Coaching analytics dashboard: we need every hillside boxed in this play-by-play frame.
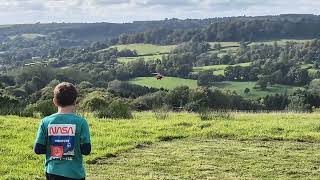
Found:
[1,15,320,117]
[3,112,320,179]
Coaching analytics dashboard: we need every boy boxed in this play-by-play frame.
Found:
[34,82,91,180]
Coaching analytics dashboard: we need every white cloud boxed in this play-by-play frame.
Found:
[0,0,319,24]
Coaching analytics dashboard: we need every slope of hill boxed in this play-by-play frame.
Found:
[3,112,320,179]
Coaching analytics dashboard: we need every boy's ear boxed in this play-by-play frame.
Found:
[53,98,58,107]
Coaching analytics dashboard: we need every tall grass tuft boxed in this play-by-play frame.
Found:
[198,109,232,121]
[153,106,170,120]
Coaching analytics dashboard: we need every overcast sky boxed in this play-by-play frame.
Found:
[0,0,319,24]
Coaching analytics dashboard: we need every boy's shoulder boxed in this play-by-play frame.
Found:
[42,113,87,124]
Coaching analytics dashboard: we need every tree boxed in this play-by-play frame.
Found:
[166,86,190,108]
[197,70,214,86]
[287,90,312,112]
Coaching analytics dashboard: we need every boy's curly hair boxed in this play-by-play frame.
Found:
[54,82,78,107]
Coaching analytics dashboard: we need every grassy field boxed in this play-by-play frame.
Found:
[118,54,163,63]
[128,77,299,98]
[9,33,46,40]
[89,138,320,179]
[3,112,320,179]
[193,62,252,75]
[129,77,198,89]
[214,81,300,98]
[104,44,176,56]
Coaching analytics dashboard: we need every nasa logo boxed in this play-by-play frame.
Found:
[48,124,76,136]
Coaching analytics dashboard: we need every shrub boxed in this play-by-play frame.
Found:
[95,99,132,119]
[25,100,57,118]
[80,91,113,111]
[0,95,21,115]
[185,101,201,112]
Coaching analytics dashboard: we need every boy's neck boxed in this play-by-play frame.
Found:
[57,105,75,114]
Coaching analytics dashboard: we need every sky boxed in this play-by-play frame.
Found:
[0,0,319,24]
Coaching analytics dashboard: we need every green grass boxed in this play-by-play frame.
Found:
[128,76,299,98]
[89,138,320,179]
[3,112,320,179]
[129,77,198,89]
[214,81,300,98]
[193,62,252,75]
[118,54,163,63]
[102,44,176,56]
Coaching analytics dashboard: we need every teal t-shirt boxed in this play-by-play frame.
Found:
[35,113,91,179]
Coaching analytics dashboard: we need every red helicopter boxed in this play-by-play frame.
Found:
[152,73,164,80]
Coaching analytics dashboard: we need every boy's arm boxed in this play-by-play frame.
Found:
[34,120,47,155]
[34,143,46,154]
[80,143,91,155]
[80,119,91,155]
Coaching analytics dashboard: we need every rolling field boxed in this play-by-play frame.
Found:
[193,62,252,75]
[3,112,320,179]
[214,81,300,98]
[129,77,198,89]
[104,44,176,55]
[118,54,163,63]
[128,77,299,98]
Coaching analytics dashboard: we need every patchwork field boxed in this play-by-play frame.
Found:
[2,112,320,179]
[110,40,313,64]
[128,77,299,98]
[129,77,198,89]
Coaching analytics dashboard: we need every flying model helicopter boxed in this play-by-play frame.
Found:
[152,73,164,80]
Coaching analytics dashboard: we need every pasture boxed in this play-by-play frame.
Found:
[129,77,198,89]
[106,44,176,55]
[193,62,252,75]
[128,76,299,98]
[2,112,320,179]
[214,81,300,98]
[118,54,163,63]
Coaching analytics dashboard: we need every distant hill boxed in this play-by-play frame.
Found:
[1,14,320,44]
